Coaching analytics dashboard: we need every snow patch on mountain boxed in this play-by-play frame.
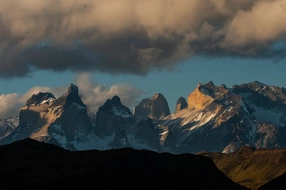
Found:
[40,98,56,105]
[159,107,219,146]
[112,106,131,118]
[239,100,249,114]
[251,105,286,127]
[72,102,87,110]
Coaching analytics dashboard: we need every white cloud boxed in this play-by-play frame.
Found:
[0,93,22,118]
[224,0,286,47]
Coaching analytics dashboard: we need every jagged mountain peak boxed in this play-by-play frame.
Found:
[67,83,79,94]
[206,80,215,87]
[231,81,286,104]
[239,81,267,91]
[101,95,123,109]
[251,80,265,85]
[188,81,230,110]
[133,93,170,120]
[111,95,122,106]
[151,93,164,100]
[26,92,56,106]
[237,81,276,91]
[176,96,187,113]
[98,95,132,118]
[53,83,86,108]
[196,81,229,99]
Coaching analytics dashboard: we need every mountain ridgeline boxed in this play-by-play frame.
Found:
[1,81,286,154]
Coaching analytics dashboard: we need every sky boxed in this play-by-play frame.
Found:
[0,0,286,119]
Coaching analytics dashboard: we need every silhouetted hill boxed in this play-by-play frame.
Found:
[1,138,247,190]
[199,146,286,190]
[1,138,68,152]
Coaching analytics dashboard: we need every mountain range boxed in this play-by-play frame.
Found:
[1,80,286,154]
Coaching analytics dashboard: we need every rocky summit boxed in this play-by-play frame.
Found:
[175,96,188,113]
[26,92,56,106]
[133,93,171,120]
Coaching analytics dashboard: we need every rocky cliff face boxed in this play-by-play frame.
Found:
[26,92,56,106]
[94,95,161,151]
[94,95,133,147]
[133,93,170,120]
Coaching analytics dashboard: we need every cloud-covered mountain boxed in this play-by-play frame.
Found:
[2,81,286,154]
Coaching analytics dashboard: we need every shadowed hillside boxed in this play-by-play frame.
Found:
[199,146,286,190]
[258,172,286,190]
[1,138,247,190]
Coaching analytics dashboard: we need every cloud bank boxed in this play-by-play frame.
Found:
[0,73,144,119]
[0,0,286,78]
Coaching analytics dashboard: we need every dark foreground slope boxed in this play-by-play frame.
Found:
[258,172,286,190]
[199,146,286,190]
[1,138,247,190]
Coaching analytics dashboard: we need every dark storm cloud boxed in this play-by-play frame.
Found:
[0,0,286,78]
